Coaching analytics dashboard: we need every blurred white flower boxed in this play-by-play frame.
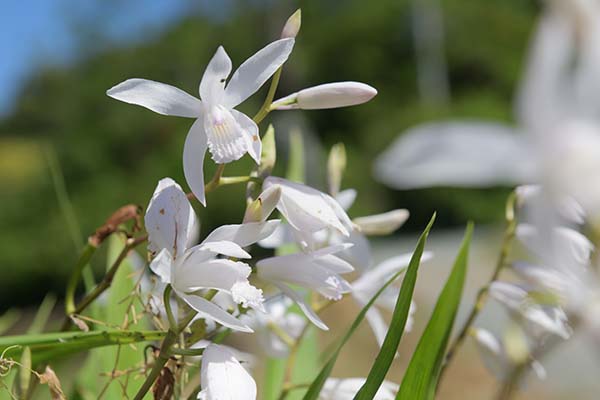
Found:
[272,82,377,110]
[107,39,295,205]
[488,281,571,340]
[256,244,354,330]
[319,377,398,400]
[198,343,256,400]
[146,178,278,332]
[262,177,353,247]
[374,1,600,218]
[471,328,546,382]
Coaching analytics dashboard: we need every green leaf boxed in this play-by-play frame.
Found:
[263,357,286,400]
[353,214,434,399]
[302,214,436,400]
[396,222,473,400]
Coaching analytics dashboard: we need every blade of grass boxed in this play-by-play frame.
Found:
[396,222,473,400]
[301,214,436,400]
[353,218,435,399]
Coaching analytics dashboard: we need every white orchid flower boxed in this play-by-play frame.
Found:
[352,252,433,347]
[242,296,306,358]
[488,281,571,340]
[107,38,295,205]
[145,178,279,332]
[198,343,256,400]
[256,244,354,330]
[471,328,546,382]
[319,377,398,400]
[263,177,353,243]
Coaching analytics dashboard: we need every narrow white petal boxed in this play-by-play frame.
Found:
[374,121,536,189]
[178,292,253,333]
[199,46,232,106]
[203,220,280,247]
[353,209,409,236]
[199,241,251,259]
[275,283,329,330]
[107,78,202,117]
[177,258,251,292]
[199,344,257,400]
[231,109,261,164]
[145,177,199,257]
[224,38,295,108]
[183,119,209,206]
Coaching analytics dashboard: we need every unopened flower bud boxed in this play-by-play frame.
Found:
[281,9,302,39]
[272,82,377,110]
[244,185,282,223]
[353,209,409,235]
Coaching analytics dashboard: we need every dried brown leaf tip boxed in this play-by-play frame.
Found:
[89,204,142,246]
[39,366,66,400]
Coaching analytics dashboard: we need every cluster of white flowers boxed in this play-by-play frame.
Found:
[107,10,413,399]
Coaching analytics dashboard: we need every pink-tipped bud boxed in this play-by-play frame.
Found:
[281,9,302,39]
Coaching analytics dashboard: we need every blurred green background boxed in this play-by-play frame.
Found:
[0,0,537,308]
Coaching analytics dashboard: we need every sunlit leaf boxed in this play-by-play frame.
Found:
[396,222,473,400]
[302,214,436,400]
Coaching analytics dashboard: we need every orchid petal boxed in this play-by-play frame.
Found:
[231,109,261,164]
[177,258,251,292]
[199,46,232,106]
[107,78,202,117]
[203,220,280,247]
[145,177,199,257]
[199,343,257,400]
[183,119,209,206]
[374,121,536,189]
[198,241,251,259]
[274,283,329,330]
[149,248,173,283]
[224,38,295,108]
[178,291,252,333]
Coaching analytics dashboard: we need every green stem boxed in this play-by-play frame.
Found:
[133,330,178,400]
[253,67,282,124]
[164,285,177,330]
[439,191,517,382]
[64,243,97,315]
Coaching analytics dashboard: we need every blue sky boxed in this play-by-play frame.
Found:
[0,0,227,116]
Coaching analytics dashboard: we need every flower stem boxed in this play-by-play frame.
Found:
[253,67,282,124]
[438,191,517,383]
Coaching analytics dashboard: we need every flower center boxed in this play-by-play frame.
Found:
[204,106,248,163]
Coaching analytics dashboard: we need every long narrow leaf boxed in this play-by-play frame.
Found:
[302,214,436,400]
[353,219,435,399]
[396,222,473,400]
